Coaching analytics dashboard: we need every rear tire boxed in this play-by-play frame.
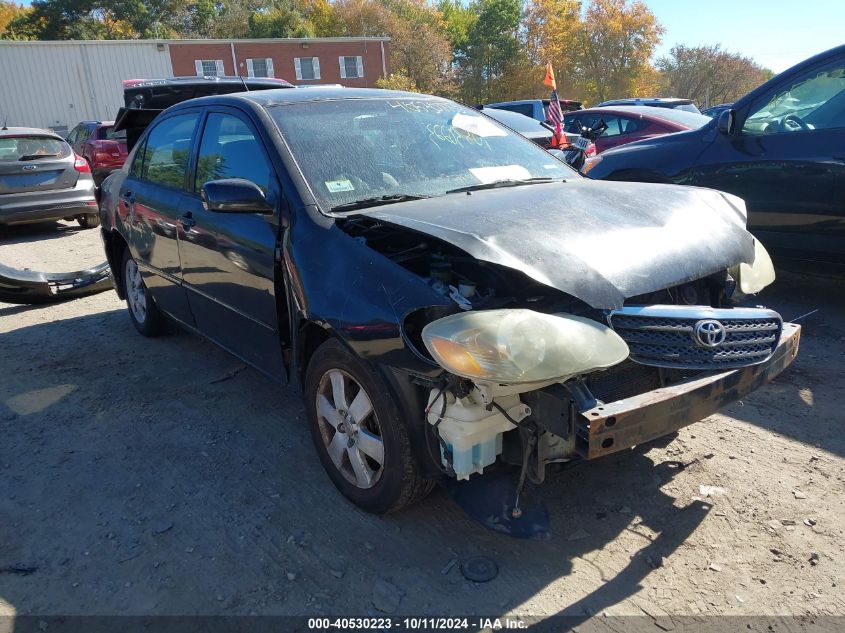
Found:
[77,213,100,229]
[121,249,166,337]
[304,339,433,514]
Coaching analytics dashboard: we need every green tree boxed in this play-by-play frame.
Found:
[459,0,522,103]
[248,0,313,38]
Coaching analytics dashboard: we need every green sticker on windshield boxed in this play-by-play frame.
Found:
[325,179,355,193]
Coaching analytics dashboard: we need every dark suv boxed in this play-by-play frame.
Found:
[0,127,99,228]
[586,45,845,266]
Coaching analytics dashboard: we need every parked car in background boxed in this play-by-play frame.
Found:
[479,106,557,148]
[485,98,582,122]
[99,87,797,517]
[596,98,700,113]
[562,105,711,154]
[67,120,128,185]
[702,103,734,118]
[586,44,845,267]
[0,127,99,228]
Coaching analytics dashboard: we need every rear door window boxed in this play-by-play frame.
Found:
[141,113,200,190]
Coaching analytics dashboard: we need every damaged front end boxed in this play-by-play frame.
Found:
[338,217,793,500]
[0,260,112,304]
[418,304,799,491]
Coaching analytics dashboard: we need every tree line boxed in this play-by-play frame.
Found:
[0,0,773,107]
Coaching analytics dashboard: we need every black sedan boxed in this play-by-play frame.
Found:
[0,127,99,228]
[99,87,798,515]
[585,44,845,267]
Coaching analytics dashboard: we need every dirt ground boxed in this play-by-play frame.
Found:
[1,220,843,627]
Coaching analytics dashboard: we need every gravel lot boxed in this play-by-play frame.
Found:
[1,220,843,625]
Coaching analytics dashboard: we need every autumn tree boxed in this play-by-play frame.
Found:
[0,1,32,39]
[523,0,581,95]
[381,0,455,94]
[658,44,772,107]
[571,0,664,104]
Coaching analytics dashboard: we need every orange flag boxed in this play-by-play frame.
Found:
[543,62,557,89]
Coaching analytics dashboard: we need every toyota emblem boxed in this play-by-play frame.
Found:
[694,320,727,348]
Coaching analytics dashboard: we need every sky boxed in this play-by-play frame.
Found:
[645,0,844,73]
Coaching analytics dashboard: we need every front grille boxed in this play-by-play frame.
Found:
[608,306,782,370]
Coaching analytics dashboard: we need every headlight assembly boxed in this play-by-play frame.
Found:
[421,309,629,384]
[738,238,776,295]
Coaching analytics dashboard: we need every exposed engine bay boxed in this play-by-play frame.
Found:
[339,214,783,503]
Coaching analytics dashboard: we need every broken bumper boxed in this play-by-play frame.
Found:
[579,322,801,460]
[0,261,113,305]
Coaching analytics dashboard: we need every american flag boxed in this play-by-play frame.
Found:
[544,63,564,145]
[547,88,563,132]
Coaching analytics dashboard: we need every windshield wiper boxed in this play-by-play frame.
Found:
[330,194,430,213]
[445,177,561,195]
[18,153,61,161]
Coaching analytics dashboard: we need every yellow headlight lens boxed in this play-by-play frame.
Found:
[422,309,629,384]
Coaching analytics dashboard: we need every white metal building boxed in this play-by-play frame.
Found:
[0,40,174,134]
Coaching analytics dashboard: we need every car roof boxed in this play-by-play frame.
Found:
[167,86,439,111]
[569,105,711,128]
[598,97,693,105]
[123,76,294,90]
[0,126,64,139]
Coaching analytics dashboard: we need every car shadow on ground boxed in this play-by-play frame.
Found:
[0,306,765,622]
[724,269,845,457]
[0,221,86,247]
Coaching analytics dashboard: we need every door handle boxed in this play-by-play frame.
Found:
[180,212,196,229]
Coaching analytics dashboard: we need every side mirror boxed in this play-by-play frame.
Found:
[201,178,273,214]
[717,109,736,135]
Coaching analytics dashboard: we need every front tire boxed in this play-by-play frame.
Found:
[304,339,433,514]
[121,250,166,337]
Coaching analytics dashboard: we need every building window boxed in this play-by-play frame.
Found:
[339,56,363,79]
[246,58,274,78]
[195,60,224,77]
[294,57,320,81]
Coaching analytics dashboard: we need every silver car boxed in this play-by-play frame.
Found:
[0,127,99,228]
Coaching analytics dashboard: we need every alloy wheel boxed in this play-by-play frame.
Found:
[124,258,147,325]
[315,369,385,489]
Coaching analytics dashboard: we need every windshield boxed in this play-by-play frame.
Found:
[268,97,574,211]
[0,136,70,162]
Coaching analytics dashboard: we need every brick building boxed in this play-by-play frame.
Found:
[168,37,390,87]
[0,37,391,132]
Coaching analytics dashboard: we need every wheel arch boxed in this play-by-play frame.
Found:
[102,229,129,299]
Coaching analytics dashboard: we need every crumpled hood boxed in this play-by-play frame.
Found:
[358,179,755,310]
